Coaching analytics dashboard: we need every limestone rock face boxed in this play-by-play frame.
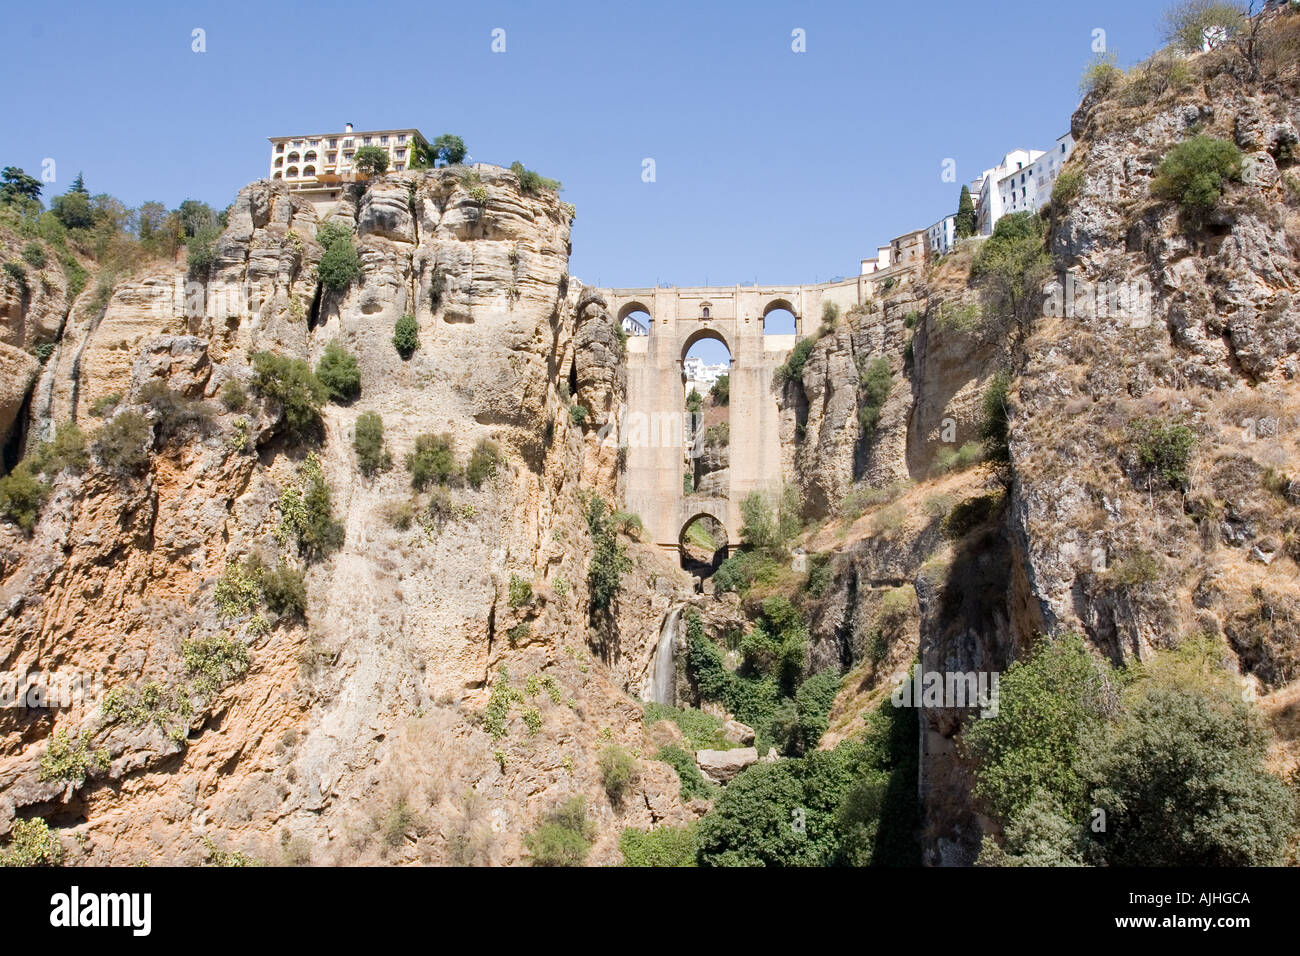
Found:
[0,167,699,866]
[0,345,38,452]
[0,231,80,453]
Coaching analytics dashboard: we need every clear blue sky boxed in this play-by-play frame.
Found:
[3,0,1167,292]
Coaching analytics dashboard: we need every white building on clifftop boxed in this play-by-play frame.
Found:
[267,123,429,212]
[972,132,1074,234]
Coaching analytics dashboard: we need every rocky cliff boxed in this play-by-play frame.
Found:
[776,30,1300,865]
[0,167,701,864]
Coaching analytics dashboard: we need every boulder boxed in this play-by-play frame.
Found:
[722,719,755,746]
[695,747,758,784]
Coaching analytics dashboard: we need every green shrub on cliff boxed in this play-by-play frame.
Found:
[91,410,152,473]
[524,796,594,866]
[315,224,361,291]
[584,495,630,614]
[353,411,391,476]
[251,352,328,441]
[393,313,419,359]
[1151,135,1243,220]
[968,634,1297,867]
[406,432,457,490]
[315,340,361,402]
[774,337,815,386]
[0,818,63,867]
[619,824,698,866]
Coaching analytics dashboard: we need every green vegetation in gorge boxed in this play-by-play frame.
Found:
[966,634,1296,867]
[695,696,920,866]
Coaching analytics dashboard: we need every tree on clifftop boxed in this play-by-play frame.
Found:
[432,134,467,167]
[353,146,390,176]
[955,184,976,238]
[0,167,42,206]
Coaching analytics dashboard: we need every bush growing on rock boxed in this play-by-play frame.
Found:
[979,371,1012,463]
[968,634,1297,866]
[619,824,698,867]
[774,338,814,385]
[139,379,212,444]
[857,356,892,439]
[465,438,503,488]
[33,421,89,476]
[251,352,328,442]
[1129,416,1197,489]
[1151,135,1243,221]
[1051,169,1083,208]
[90,392,122,417]
[584,496,630,615]
[186,226,220,274]
[353,411,391,476]
[258,560,308,617]
[0,818,62,867]
[21,242,46,268]
[0,462,49,531]
[279,456,345,562]
[315,340,361,402]
[406,432,457,490]
[182,633,250,698]
[219,379,247,412]
[524,796,595,866]
[392,314,419,359]
[2,261,27,295]
[970,212,1051,321]
[598,744,639,804]
[91,410,152,474]
[510,161,562,195]
[507,573,532,608]
[315,224,361,291]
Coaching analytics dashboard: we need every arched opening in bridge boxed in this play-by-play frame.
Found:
[680,515,728,578]
[617,301,651,337]
[681,331,731,497]
[763,299,797,335]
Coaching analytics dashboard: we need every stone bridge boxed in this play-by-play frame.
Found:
[601,273,896,553]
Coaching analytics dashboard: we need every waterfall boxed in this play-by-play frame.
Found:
[645,606,683,705]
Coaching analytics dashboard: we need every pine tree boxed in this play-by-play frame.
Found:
[955,185,976,238]
[70,172,88,196]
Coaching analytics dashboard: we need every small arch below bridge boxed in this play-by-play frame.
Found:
[679,513,729,579]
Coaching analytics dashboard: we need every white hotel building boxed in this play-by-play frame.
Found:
[267,123,429,212]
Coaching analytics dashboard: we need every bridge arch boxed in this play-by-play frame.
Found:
[762,298,799,335]
[680,326,731,364]
[678,511,729,577]
[617,300,653,336]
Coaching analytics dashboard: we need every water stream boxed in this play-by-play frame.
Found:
[645,606,683,705]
